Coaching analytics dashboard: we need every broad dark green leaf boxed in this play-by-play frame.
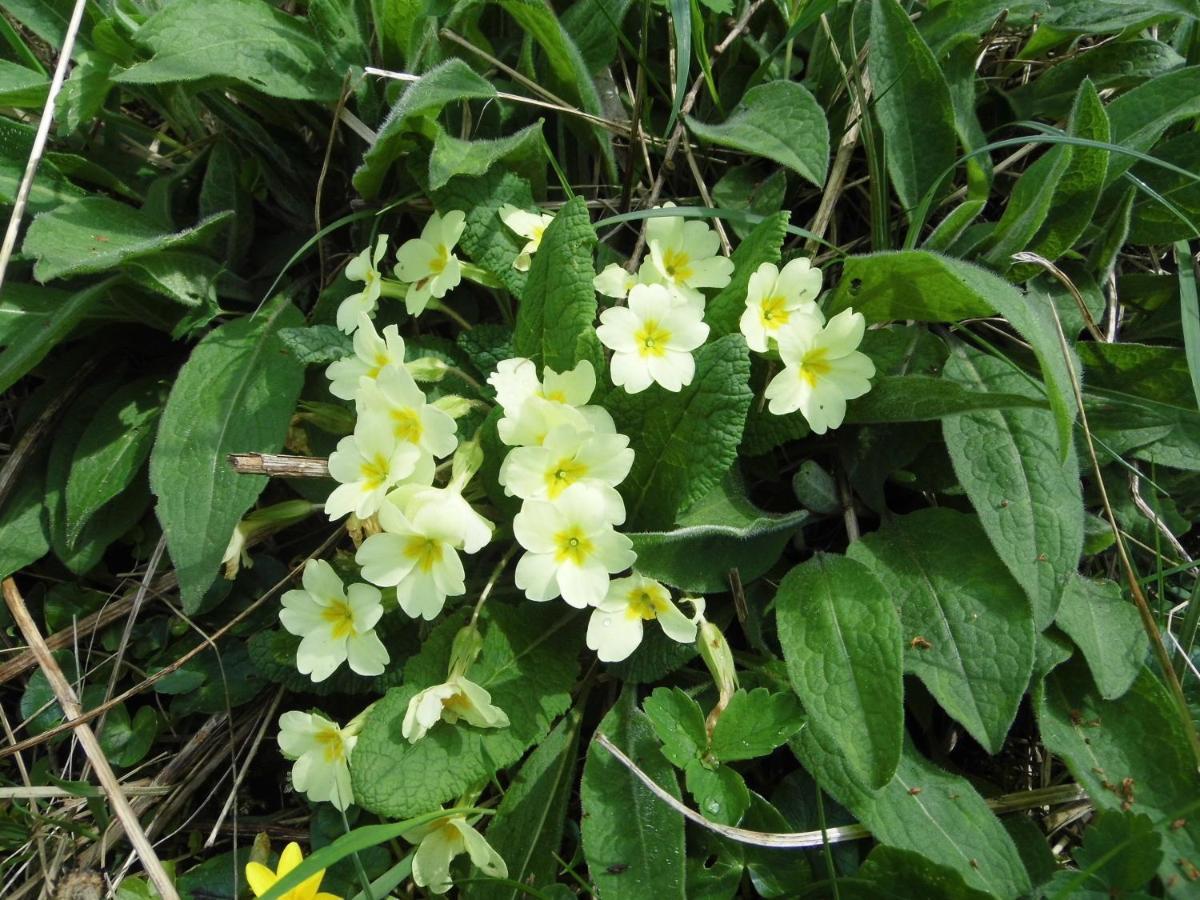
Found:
[705,211,789,336]
[794,730,1031,897]
[1104,66,1200,186]
[847,508,1035,753]
[149,297,304,609]
[581,689,687,900]
[942,345,1084,628]
[23,197,231,282]
[844,375,1045,423]
[777,552,903,790]
[686,82,829,188]
[467,709,583,900]
[351,604,581,818]
[1079,341,1196,410]
[854,846,993,900]
[0,281,108,395]
[65,376,165,547]
[1037,661,1200,892]
[1054,575,1147,700]
[114,0,340,100]
[610,335,752,530]
[0,473,49,579]
[513,195,597,372]
[868,0,957,215]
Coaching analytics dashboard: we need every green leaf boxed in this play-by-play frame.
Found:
[428,121,545,191]
[1043,0,1199,33]
[868,0,958,216]
[433,169,534,298]
[0,59,46,106]
[149,298,304,610]
[1079,341,1197,410]
[666,0,691,133]
[123,251,223,311]
[277,325,354,366]
[828,250,1079,458]
[351,603,580,818]
[844,375,1045,423]
[22,197,231,282]
[1129,133,1200,244]
[793,730,1032,897]
[629,473,807,593]
[686,82,829,188]
[609,335,752,530]
[857,846,994,900]
[0,0,89,48]
[777,552,903,790]
[1178,242,1200,412]
[705,211,788,336]
[113,0,340,100]
[513,195,597,371]
[581,689,687,900]
[644,686,708,767]
[354,58,498,198]
[847,508,1035,753]
[467,709,583,900]
[1064,811,1163,895]
[710,688,804,762]
[712,166,788,242]
[0,473,49,579]
[685,759,750,826]
[942,345,1084,628]
[65,376,165,547]
[1053,575,1147,701]
[1036,661,1200,891]
[0,280,110,395]
[1010,39,1184,119]
[1104,66,1200,187]
[981,139,1075,269]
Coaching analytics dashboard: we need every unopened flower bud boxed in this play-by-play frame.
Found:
[432,394,477,420]
[222,500,320,578]
[449,434,484,491]
[406,356,449,382]
[448,623,485,678]
[696,616,738,702]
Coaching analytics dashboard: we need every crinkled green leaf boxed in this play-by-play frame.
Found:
[351,603,581,818]
[513,195,597,371]
[686,81,829,188]
[114,0,340,100]
[847,508,1035,753]
[581,689,687,900]
[609,335,752,530]
[277,325,354,366]
[1054,575,1148,700]
[942,345,1084,628]
[777,552,903,790]
[149,297,304,610]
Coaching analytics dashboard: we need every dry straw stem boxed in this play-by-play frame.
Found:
[594,733,1088,848]
[228,452,330,477]
[2,578,180,900]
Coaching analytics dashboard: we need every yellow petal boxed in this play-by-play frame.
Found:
[278,842,304,877]
[245,862,279,897]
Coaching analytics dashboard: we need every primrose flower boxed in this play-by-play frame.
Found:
[764,308,875,434]
[499,204,555,271]
[739,258,824,353]
[639,203,733,307]
[513,483,637,608]
[355,364,458,460]
[593,262,638,299]
[405,813,508,895]
[499,423,633,522]
[325,313,406,401]
[402,674,510,743]
[276,711,357,813]
[337,236,388,334]
[246,840,342,899]
[279,559,389,682]
[355,487,491,620]
[586,574,698,662]
[395,210,466,315]
[597,282,709,394]
[324,420,422,520]
[490,358,614,446]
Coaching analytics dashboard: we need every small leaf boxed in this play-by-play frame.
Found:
[686,82,829,188]
[685,759,750,826]
[149,297,305,609]
[777,552,903,790]
[710,688,804,762]
[643,686,707,767]
[1054,575,1148,700]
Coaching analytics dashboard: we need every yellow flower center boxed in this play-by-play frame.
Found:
[541,389,567,402]
[798,348,832,387]
[635,320,672,358]
[661,247,693,283]
[390,407,424,444]
[315,725,346,763]
[626,586,670,620]
[404,536,443,573]
[366,352,391,379]
[359,453,391,491]
[544,456,589,498]
[758,295,790,329]
[321,598,356,640]
[443,690,473,715]
[554,526,594,565]
[429,244,449,275]
[531,225,545,244]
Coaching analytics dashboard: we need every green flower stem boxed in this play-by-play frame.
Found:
[470,546,518,628]
[460,262,502,289]
[378,278,409,300]
[428,299,474,331]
